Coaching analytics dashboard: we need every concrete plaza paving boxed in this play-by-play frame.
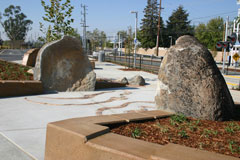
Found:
[0,61,240,160]
[0,62,158,160]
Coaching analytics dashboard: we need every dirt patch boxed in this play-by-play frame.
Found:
[0,59,33,80]
[110,114,240,158]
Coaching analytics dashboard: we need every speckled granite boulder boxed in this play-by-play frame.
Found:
[155,35,236,121]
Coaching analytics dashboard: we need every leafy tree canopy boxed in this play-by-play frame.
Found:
[195,17,224,50]
[0,5,32,41]
[117,30,127,47]
[166,5,193,45]
[87,29,107,51]
[40,0,75,42]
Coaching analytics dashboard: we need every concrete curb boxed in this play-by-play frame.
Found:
[44,110,238,160]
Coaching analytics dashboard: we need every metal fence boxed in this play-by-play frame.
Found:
[104,53,163,74]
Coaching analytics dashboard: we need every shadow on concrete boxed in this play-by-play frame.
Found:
[104,64,116,66]
[96,87,139,91]
[0,91,58,99]
[235,103,240,121]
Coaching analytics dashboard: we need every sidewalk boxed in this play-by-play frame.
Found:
[0,62,158,160]
[0,133,36,160]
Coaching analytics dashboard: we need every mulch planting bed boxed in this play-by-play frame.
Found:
[118,67,158,75]
[119,68,141,71]
[0,59,33,80]
[95,78,126,90]
[110,114,240,158]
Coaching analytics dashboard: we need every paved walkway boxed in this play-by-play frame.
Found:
[0,62,240,160]
[0,62,158,160]
[0,133,35,160]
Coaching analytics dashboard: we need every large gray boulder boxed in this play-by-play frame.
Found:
[34,36,96,92]
[155,35,236,121]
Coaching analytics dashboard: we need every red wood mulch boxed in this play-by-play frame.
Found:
[0,59,33,80]
[111,114,240,158]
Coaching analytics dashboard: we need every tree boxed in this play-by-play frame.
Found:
[166,5,193,45]
[138,0,164,49]
[40,0,74,42]
[105,40,113,48]
[86,29,107,51]
[195,24,209,48]
[195,17,224,50]
[125,27,134,55]
[117,30,127,48]
[0,5,32,45]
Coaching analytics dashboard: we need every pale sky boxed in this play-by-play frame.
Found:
[0,0,239,41]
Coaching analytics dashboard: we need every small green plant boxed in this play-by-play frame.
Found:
[225,122,240,134]
[201,129,218,138]
[178,130,189,138]
[229,140,240,154]
[195,119,201,125]
[188,120,200,132]
[189,125,196,131]
[170,119,176,126]
[212,130,218,136]
[161,127,169,133]
[155,123,169,133]
[202,129,210,138]
[131,127,141,138]
[170,114,187,124]
[225,126,234,134]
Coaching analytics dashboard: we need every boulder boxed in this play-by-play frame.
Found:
[22,48,40,67]
[120,77,129,85]
[34,36,96,92]
[155,35,236,121]
[129,75,145,86]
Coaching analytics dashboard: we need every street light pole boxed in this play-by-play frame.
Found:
[119,33,122,56]
[131,11,138,68]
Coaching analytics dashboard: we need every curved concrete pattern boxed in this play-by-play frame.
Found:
[38,91,114,100]
[24,91,132,106]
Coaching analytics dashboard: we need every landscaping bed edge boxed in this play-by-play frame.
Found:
[44,110,239,160]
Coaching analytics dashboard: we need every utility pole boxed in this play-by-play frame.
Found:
[156,0,163,56]
[81,4,88,54]
[221,21,226,62]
